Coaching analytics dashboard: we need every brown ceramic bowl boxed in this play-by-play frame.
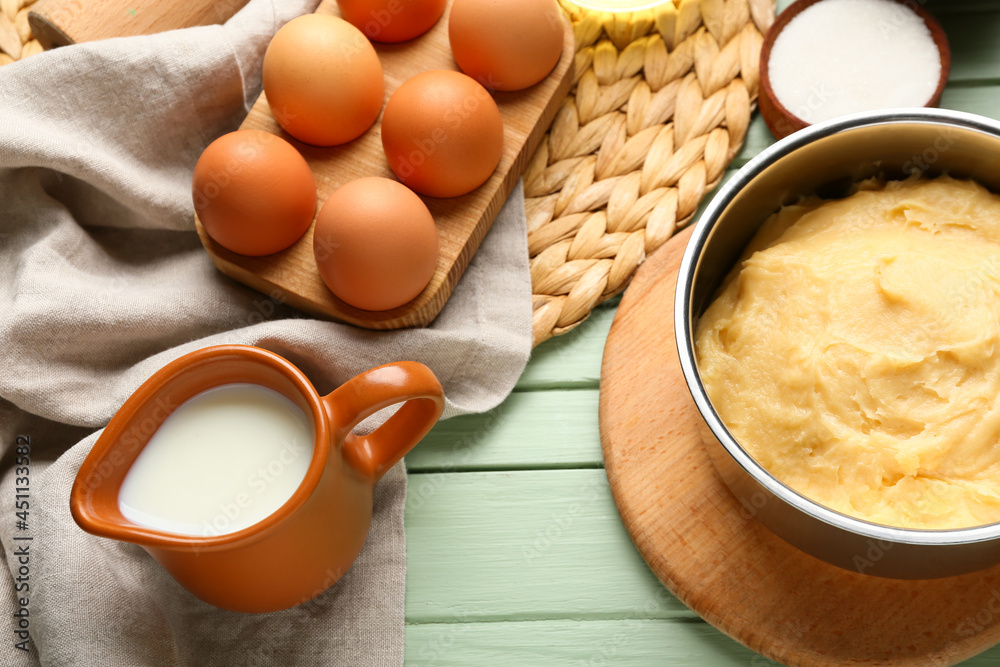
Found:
[759,0,951,140]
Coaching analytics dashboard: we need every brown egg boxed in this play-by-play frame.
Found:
[337,0,447,43]
[448,0,565,92]
[314,178,439,311]
[263,15,384,146]
[193,130,316,257]
[381,70,503,198]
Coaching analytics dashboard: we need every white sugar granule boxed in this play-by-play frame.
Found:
[769,0,942,123]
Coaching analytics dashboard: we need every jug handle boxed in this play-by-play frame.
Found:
[323,361,445,481]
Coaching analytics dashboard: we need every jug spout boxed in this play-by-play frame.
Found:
[70,434,157,546]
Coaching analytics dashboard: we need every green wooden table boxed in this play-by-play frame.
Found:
[402,1,1000,663]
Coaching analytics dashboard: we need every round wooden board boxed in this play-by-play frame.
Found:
[599,226,1000,667]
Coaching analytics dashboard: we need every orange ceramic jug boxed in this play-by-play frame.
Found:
[70,345,444,613]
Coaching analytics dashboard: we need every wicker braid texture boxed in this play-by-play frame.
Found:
[0,0,42,64]
[527,0,775,346]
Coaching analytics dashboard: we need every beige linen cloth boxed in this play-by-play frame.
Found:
[0,1,533,665]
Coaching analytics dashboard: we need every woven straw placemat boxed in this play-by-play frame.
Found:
[527,0,775,346]
[0,0,42,64]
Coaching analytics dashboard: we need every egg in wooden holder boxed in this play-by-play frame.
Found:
[194,0,575,330]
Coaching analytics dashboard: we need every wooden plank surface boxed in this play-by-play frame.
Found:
[406,390,602,472]
[406,620,761,665]
[404,2,1000,664]
[407,620,1000,667]
[405,470,686,622]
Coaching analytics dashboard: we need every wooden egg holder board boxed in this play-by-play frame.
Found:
[195,0,575,330]
[599,227,1000,667]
